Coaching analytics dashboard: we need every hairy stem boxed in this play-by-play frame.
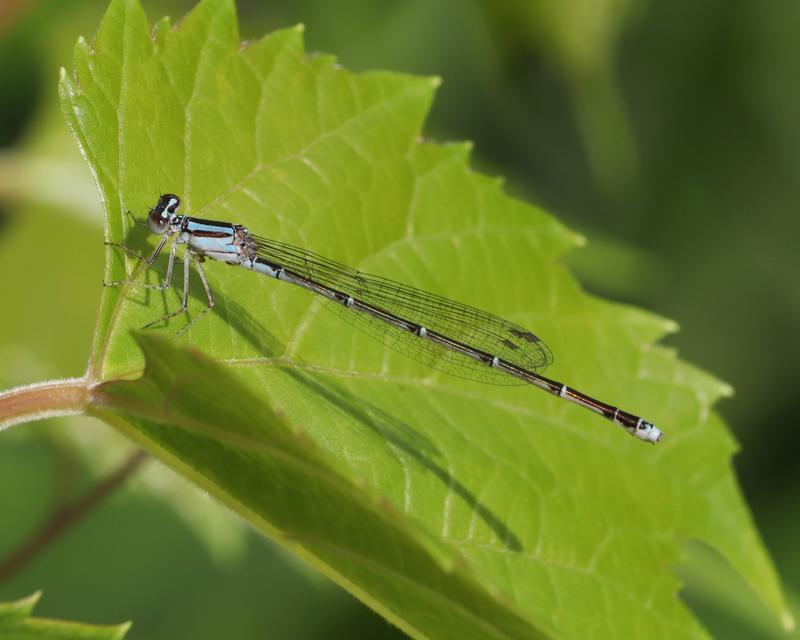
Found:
[0,377,90,432]
[0,449,149,585]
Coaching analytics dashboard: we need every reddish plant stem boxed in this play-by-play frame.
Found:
[0,449,149,585]
[0,377,90,431]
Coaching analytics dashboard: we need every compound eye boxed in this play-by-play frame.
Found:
[147,213,169,234]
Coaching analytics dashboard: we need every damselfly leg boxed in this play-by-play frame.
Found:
[105,230,215,332]
[140,242,189,329]
[104,233,175,290]
[104,241,144,262]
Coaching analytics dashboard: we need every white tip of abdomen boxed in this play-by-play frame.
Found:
[634,419,663,444]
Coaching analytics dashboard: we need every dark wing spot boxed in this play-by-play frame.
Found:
[509,328,540,343]
[501,339,519,350]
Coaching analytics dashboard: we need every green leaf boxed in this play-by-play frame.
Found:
[679,541,800,639]
[482,0,641,203]
[58,0,791,637]
[0,592,130,639]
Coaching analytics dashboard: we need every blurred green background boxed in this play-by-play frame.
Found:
[1,0,798,638]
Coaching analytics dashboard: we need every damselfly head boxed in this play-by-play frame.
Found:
[148,193,181,234]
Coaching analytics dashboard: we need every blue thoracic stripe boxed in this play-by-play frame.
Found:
[185,219,235,235]
[186,217,235,230]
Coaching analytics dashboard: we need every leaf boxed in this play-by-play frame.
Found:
[58,0,791,637]
[0,592,130,639]
[92,333,548,639]
[482,0,641,203]
[679,541,800,639]
[485,0,638,74]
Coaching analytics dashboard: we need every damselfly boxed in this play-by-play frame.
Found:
[107,194,663,444]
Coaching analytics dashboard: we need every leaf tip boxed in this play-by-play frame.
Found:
[14,591,42,616]
[429,75,443,88]
[154,15,172,38]
[294,23,305,34]
[782,611,796,632]
[73,33,90,58]
[25,590,42,606]
[114,620,133,638]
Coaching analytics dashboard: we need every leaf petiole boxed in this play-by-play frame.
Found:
[0,377,90,432]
